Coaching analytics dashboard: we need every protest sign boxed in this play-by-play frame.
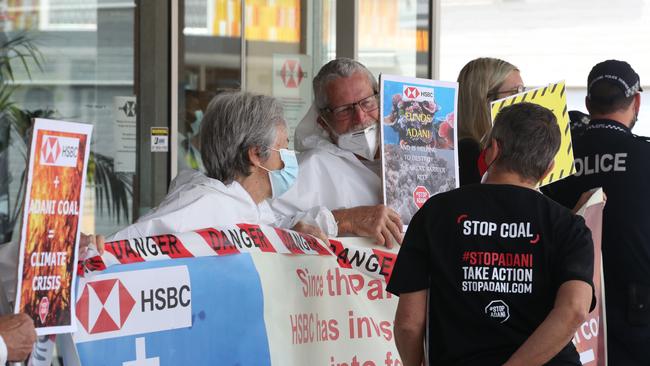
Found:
[72,232,400,366]
[80,224,395,282]
[380,75,459,226]
[574,188,607,365]
[14,119,93,335]
[490,81,573,186]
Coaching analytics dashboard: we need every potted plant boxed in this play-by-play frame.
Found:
[0,31,133,244]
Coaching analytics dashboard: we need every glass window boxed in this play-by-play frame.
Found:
[179,0,242,172]
[177,0,430,160]
[245,0,323,149]
[179,0,332,153]
[440,0,650,136]
[0,0,136,243]
[358,0,430,79]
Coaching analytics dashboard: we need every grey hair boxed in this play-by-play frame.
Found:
[313,58,378,110]
[200,91,285,183]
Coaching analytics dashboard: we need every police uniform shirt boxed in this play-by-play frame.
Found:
[545,118,650,327]
[387,184,595,365]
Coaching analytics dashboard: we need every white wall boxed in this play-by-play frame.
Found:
[439,0,650,136]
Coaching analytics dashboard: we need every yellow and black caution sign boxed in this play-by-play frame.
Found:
[490,81,573,186]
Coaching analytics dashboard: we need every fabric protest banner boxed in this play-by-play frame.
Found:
[70,235,401,366]
[380,74,459,226]
[81,224,396,283]
[490,81,573,186]
[14,119,93,335]
[574,188,606,365]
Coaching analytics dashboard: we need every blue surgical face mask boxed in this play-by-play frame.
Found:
[258,148,299,199]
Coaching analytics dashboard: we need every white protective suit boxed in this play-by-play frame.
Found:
[270,106,382,233]
[109,170,277,241]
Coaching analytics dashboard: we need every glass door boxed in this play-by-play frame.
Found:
[178,0,243,172]
[244,0,333,148]
[0,0,136,242]
[175,0,431,171]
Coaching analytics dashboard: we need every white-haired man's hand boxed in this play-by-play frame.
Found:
[333,205,403,249]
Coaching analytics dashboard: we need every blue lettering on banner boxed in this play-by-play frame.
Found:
[75,255,271,365]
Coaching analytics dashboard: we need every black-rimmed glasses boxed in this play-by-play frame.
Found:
[489,85,526,99]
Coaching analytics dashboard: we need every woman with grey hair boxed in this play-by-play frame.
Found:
[109,91,326,241]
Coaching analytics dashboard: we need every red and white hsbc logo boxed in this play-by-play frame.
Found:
[74,266,191,343]
[279,59,305,88]
[403,85,434,102]
[75,278,135,335]
[40,135,79,167]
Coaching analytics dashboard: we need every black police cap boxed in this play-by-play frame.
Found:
[587,60,643,100]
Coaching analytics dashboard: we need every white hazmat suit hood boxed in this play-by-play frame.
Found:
[270,105,382,236]
[109,170,277,241]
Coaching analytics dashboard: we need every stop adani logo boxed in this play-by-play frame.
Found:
[74,266,192,343]
[402,85,434,102]
[40,135,79,167]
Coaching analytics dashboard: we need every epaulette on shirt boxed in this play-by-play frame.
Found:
[569,120,588,139]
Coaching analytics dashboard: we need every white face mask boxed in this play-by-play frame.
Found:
[336,124,380,161]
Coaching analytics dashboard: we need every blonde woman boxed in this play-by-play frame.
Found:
[457,57,524,185]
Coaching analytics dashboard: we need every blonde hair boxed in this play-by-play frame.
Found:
[457,57,518,146]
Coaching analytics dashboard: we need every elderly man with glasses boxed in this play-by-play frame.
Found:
[271,58,403,248]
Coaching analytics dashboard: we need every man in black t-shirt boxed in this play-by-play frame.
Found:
[545,60,649,364]
[388,103,595,366]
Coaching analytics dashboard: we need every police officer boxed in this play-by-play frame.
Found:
[545,60,649,364]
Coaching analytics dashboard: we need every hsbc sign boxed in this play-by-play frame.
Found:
[279,59,305,88]
[76,278,135,335]
[74,266,192,343]
[402,85,434,102]
[40,135,79,167]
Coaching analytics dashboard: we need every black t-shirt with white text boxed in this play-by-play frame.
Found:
[387,184,595,366]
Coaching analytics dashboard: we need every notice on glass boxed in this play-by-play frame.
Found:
[151,127,169,153]
[113,96,137,173]
[14,118,93,335]
[381,75,459,227]
[272,54,312,149]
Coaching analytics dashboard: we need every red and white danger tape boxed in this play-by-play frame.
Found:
[81,224,396,282]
